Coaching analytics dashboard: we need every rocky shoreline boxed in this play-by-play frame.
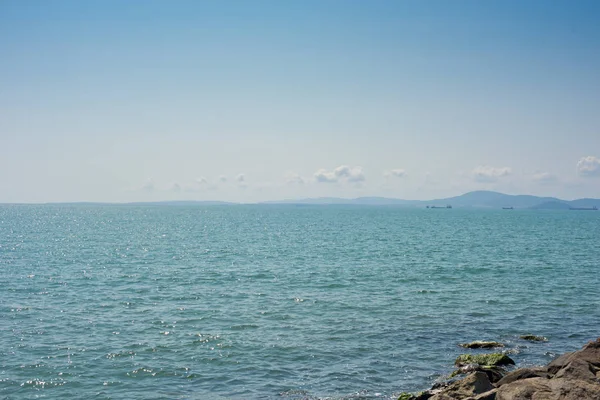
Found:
[398,337,600,400]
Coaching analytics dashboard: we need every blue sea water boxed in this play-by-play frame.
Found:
[1,205,599,399]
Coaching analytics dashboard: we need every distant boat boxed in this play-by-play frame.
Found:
[569,206,598,211]
[502,207,514,210]
[428,205,452,209]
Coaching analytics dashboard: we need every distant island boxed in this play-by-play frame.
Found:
[5,191,599,209]
[260,190,599,210]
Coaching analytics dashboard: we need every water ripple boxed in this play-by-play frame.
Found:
[0,205,599,399]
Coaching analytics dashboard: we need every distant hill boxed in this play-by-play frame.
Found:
[434,191,599,209]
[429,191,561,209]
[567,198,600,209]
[262,191,600,209]
[15,191,599,209]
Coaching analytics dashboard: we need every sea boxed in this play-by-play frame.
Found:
[1,204,599,399]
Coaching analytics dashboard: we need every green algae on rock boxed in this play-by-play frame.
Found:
[401,339,600,400]
[449,364,505,383]
[432,372,494,399]
[454,353,515,367]
[397,391,429,400]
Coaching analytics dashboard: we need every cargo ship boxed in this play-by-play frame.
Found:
[569,206,598,210]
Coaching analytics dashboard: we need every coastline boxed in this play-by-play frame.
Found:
[397,337,600,400]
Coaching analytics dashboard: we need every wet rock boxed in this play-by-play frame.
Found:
[398,391,433,400]
[455,353,515,368]
[519,334,547,342]
[431,381,450,391]
[402,338,600,400]
[460,341,505,349]
[414,391,434,400]
[398,393,415,400]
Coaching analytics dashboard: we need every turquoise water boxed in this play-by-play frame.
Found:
[1,205,599,399]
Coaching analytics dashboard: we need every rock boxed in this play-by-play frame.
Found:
[479,368,505,384]
[495,377,550,399]
[546,377,600,399]
[496,377,600,400]
[467,389,497,400]
[398,390,433,400]
[494,367,550,387]
[547,337,600,375]
[547,351,575,373]
[414,390,435,400]
[451,364,506,383]
[431,382,450,390]
[430,372,494,400]
[455,353,515,368]
[494,338,600,399]
[460,341,505,349]
[547,377,600,398]
[554,358,599,382]
[519,334,547,342]
[402,338,600,400]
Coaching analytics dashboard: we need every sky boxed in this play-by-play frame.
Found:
[1,0,600,203]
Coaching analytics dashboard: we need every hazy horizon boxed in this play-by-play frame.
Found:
[2,1,600,203]
[2,189,599,205]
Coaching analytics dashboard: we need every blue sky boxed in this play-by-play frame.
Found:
[1,0,599,202]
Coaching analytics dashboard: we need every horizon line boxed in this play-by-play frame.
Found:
[1,190,599,206]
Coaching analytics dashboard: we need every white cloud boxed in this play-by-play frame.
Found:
[532,171,558,184]
[235,174,248,189]
[472,165,512,183]
[336,165,365,182]
[314,165,365,183]
[577,156,600,177]
[194,177,217,191]
[314,169,338,183]
[384,169,407,178]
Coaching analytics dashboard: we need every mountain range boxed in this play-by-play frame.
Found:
[261,191,600,209]
[15,191,598,209]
